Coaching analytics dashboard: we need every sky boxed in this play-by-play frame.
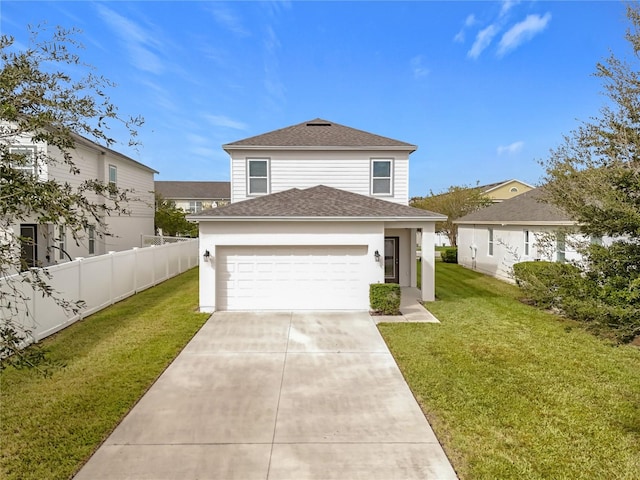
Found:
[0,1,632,197]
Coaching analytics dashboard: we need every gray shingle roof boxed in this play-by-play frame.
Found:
[455,188,574,224]
[192,185,445,220]
[223,118,416,150]
[155,181,230,200]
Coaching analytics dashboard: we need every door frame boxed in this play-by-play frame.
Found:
[384,236,400,284]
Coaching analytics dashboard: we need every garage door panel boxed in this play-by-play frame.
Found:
[217,246,368,311]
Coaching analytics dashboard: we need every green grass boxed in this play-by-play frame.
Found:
[0,268,209,480]
[379,262,640,480]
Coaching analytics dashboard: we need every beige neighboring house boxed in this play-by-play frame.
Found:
[478,179,534,203]
[190,118,446,312]
[455,188,604,281]
[8,131,157,267]
[154,181,230,214]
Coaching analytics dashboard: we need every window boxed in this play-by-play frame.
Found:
[9,146,37,175]
[556,233,566,262]
[108,164,117,185]
[371,159,392,195]
[524,230,530,256]
[591,235,603,246]
[488,228,494,256]
[248,159,269,195]
[58,225,66,260]
[188,201,203,213]
[88,226,95,255]
[510,187,519,193]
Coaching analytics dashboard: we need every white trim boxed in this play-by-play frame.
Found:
[224,145,416,152]
[190,215,446,222]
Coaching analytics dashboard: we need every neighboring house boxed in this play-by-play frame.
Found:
[478,179,534,203]
[190,118,446,312]
[8,131,157,267]
[154,181,230,214]
[431,179,534,247]
[454,188,600,281]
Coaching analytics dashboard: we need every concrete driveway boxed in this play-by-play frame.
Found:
[74,312,457,480]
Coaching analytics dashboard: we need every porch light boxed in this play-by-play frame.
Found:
[203,250,211,261]
[374,250,381,261]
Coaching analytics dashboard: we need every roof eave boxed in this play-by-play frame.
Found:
[189,215,445,222]
[454,220,576,226]
[222,144,417,153]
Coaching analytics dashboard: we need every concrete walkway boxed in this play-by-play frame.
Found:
[74,311,457,480]
[372,287,441,324]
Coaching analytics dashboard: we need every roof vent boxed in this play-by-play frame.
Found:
[306,122,331,127]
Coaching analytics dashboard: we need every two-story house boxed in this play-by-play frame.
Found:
[8,131,157,267]
[190,119,445,312]
[154,181,230,214]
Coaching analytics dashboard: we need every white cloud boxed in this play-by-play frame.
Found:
[96,5,164,74]
[205,114,248,130]
[410,55,429,79]
[454,14,477,43]
[208,4,249,37]
[500,0,520,18]
[498,12,552,57]
[497,141,524,155]
[465,14,477,27]
[468,24,499,59]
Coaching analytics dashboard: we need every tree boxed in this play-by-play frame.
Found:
[1,25,143,369]
[154,194,198,237]
[410,184,492,247]
[537,4,640,341]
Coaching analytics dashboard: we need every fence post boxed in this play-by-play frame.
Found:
[108,251,115,306]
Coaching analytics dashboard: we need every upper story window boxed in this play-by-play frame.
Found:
[188,201,203,213]
[108,165,117,186]
[248,158,269,195]
[371,159,393,196]
[9,146,37,176]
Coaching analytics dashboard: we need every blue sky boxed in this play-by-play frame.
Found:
[1,1,631,197]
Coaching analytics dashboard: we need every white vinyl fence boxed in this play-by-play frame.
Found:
[1,238,198,345]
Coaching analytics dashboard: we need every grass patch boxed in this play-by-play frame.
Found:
[0,267,209,480]
[380,263,640,480]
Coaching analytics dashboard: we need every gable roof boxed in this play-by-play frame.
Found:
[190,185,445,221]
[155,181,230,200]
[454,188,574,225]
[479,179,534,194]
[223,118,416,152]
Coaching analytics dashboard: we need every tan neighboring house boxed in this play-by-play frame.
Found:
[154,181,230,214]
[190,118,446,312]
[478,179,534,203]
[455,188,604,281]
[8,130,157,267]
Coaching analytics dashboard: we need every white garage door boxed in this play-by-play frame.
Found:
[217,245,369,311]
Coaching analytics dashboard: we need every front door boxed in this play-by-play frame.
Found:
[20,224,37,269]
[384,236,400,284]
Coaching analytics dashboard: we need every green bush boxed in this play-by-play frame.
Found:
[370,283,401,315]
[512,261,582,309]
[442,248,458,263]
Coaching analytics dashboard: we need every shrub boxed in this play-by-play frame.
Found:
[441,248,458,263]
[512,261,582,309]
[370,283,401,315]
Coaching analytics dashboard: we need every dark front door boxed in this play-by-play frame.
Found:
[20,224,37,269]
[384,236,400,284]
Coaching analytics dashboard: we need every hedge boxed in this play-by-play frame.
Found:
[370,283,401,315]
[442,248,458,263]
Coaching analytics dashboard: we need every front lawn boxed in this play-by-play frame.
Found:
[0,267,209,480]
[379,262,640,480]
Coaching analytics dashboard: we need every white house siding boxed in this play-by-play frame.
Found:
[457,224,582,281]
[198,221,387,312]
[229,150,410,205]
